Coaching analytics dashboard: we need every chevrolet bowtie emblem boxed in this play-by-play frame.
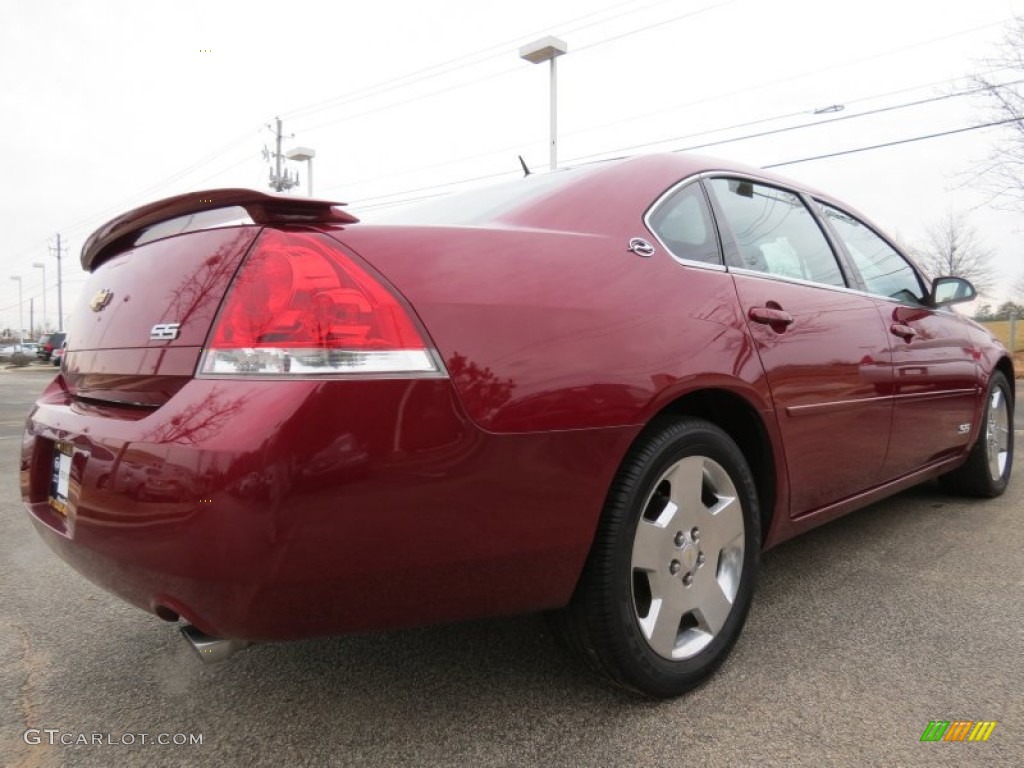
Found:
[90,289,114,312]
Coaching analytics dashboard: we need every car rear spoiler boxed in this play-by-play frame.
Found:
[81,188,359,270]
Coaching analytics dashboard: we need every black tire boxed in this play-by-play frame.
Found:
[938,370,1014,497]
[548,417,760,698]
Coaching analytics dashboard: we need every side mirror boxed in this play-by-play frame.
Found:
[930,276,976,307]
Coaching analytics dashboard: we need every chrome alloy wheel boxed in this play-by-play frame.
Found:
[630,455,745,660]
[986,386,1011,482]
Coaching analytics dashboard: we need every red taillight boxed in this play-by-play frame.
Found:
[199,230,439,376]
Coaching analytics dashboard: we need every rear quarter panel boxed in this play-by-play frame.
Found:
[329,224,774,434]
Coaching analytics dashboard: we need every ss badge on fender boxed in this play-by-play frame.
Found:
[150,323,181,341]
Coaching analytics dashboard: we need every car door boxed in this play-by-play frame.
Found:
[818,204,980,478]
[705,177,895,517]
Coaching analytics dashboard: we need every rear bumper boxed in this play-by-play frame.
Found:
[21,375,634,640]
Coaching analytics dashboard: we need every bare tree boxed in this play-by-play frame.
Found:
[972,17,1024,207]
[915,212,996,294]
[1012,271,1024,301]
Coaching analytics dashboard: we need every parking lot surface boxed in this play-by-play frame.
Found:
[2,364,1022,767]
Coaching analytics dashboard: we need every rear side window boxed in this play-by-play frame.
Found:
[647,182,721,265]
[708,178,845,287]
[821,204,925,304]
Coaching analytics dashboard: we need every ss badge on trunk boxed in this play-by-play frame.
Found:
[150,323,181,341]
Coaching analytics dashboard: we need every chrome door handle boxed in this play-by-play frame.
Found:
[749,306,794,329]
[890,323,917,341]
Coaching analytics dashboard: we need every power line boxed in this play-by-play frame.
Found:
[559,64,1015,144]
[291,2,733,137]
[190,153,262,188]
[298,66,523,135]
[58,127,261,234]
[103,11,1012,216]
[306,14,1011,149]
[344,81,1010,206]
[762,118,1021,168]
[572,0,732,54]
[566,79,1022,163]
[282,0,687,123]
[322,69,1014,197]
[14,10,646,257]
[648,16,1012,125]
[6,126,263,269]
[2,121,1020,315]
[6,9,1015,279]
[15,73,1015,265]
[351,118,1022,212]
[309,17,1017,196]
[242,13,1024,213]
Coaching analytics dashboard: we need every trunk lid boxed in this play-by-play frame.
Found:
[65,226,259,406]
[65,188,358,406]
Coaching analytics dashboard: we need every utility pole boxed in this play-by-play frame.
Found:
[51,234,64,332]
[29,298,34,338]
[263,117,300,193]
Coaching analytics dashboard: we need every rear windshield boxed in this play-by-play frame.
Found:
[359,165,598,226]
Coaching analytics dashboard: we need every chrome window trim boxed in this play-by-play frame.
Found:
[647,170,948,312]
[729,266,860,296]
[643,172,727,272]
[730,266,954,313]
[650,169,853,280]
[661,256,727,273]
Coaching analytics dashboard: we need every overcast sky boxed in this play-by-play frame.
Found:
[3,0,1023,335]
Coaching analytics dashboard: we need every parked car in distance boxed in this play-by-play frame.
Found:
[37,332,66,361]
[1,343,36,364]
[51,342,66,367]
[19,153,1014,697]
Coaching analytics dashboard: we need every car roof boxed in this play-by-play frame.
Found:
[361,152,856,235]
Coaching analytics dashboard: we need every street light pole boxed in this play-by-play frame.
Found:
[32,261,46,332]
[10,275,23,345]
[519,36,568,171]
[549,54,558,171]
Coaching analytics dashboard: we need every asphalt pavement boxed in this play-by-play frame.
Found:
[2,364,1022,768]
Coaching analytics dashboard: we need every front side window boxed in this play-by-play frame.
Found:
[821,204,924,304]
[647,182,721,265]
[708,178,845,287]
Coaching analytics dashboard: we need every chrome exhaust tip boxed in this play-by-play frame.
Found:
[180,624,250,664]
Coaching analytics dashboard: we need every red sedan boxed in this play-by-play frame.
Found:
[20,153,1013,697]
